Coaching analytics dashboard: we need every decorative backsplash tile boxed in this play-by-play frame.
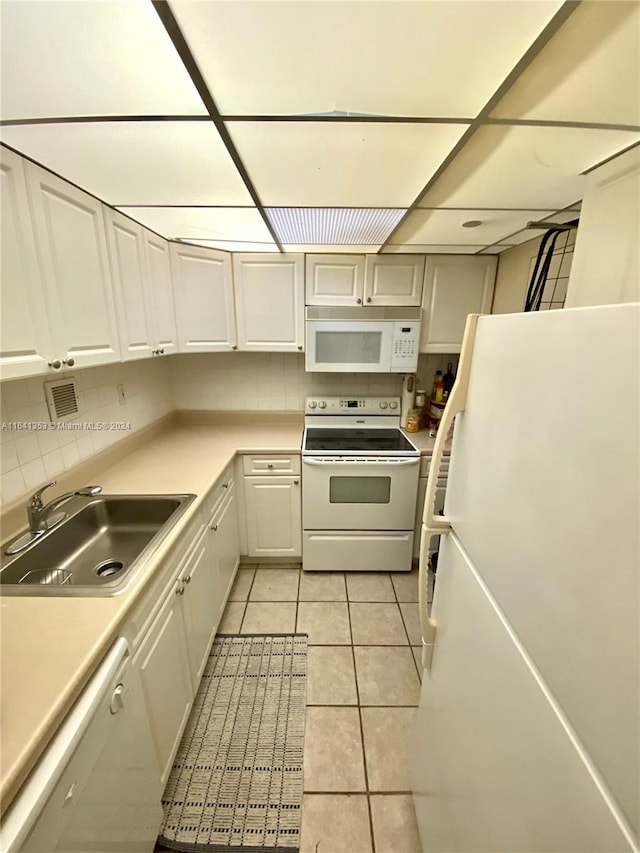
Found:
[0,359,173,506]
[0,351,455,507]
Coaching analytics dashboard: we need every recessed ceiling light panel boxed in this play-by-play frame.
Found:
[266,208,405,245]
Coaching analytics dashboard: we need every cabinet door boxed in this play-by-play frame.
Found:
[104,208,154,361]
[244,476,302,557]
[364,255,425,306]
[179,530,218,689]
[0,147,53,379]
[144,229,178,356]
[171,243,236,352]
[135,587,193,786]
[421,256,496,353]
[233,254,304,352]
[25,162,121,368]
[305,254,364,306]
[210,483,240,611]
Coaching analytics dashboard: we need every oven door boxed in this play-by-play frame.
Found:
[302,456,420,530]
[305,321,393,373]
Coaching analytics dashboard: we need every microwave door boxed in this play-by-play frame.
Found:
[306,321,393,372]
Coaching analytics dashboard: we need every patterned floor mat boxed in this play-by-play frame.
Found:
[158,633,307,853]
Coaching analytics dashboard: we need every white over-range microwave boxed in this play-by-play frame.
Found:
[305,307,421,373]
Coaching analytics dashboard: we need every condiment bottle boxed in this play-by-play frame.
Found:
[406,409,421,432]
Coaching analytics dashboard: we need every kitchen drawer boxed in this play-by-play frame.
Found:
[204,462,235,519]
[242,454,301,476]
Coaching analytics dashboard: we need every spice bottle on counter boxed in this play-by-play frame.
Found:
[434,377,445,403]
[431,370,443,399]
[406,409,421,432]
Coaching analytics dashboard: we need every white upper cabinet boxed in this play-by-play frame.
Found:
[305,254,365,306]
[421,256,497,353]
[25,161,121,369]
[233,254,304,352]
[170,243,237,352]
[104,208,154,361]
[144,229,178,356]
[364,255,425,306]
[0,147,53,380]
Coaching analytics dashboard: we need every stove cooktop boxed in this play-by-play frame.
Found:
[303,427,418,454]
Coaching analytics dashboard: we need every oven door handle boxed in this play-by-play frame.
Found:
[302,457,419,466]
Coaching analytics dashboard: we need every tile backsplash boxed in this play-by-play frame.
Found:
[168,352,456,412]
[0,359,173,506]
[1,351,455,507]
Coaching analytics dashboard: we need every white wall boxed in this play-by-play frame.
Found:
[565,146,640,307]
[0,359,173,506]
[492,229,576,315]
[168,351,455,411]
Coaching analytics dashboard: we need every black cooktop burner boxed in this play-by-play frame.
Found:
[304,428,417,453]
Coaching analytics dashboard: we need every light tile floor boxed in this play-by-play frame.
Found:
[220,563,424,853]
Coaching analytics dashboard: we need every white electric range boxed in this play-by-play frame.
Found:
[301,396,420,572]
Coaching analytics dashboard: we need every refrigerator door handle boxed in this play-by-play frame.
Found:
[418,314,480,666]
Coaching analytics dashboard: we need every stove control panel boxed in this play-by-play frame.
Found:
[305,397,401,415]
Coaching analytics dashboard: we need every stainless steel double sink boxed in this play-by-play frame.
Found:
[0,494,196,596]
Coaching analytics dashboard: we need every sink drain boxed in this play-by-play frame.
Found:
[94,560,125,579]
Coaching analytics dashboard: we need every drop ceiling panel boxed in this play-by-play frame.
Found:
[491,2,640,126]
[180,240,279,253]
[0,122,252,205]
[117,207,272,242]
[172,0,563,117]
[228,122,468,206]
[418,125,640,209]
[392,209,556,246]
[383,244,493,255]
[0,0,207,119]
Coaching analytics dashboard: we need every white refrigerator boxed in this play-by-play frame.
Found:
[412,304,639,852]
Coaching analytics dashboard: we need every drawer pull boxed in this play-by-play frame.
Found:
[223,482,229,488]
[267,463,274,469]
[183,575,191,584]
[176,585,185,596]
[294,479,299,485]
[211,524,218,531]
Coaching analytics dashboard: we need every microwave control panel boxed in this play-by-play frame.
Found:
[390,322,420,371]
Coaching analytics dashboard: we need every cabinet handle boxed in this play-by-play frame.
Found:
[222,482,229,488]
[297,345,303,351]
[232,345,237,350]
[62,357,75,367]
[293,479,299,485]
[158,347,165,355]
[48,359,62,370]
[183,575,191,584]
[366,297,372,303]
[211,523,218,531]
[176,585,185,596]
[267,463,274,469]
[356,298,362,304]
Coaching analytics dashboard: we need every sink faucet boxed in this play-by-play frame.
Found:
[5,481,102,556]
[27,481,102,532]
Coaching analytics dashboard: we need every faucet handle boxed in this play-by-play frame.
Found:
[30,481,57,508]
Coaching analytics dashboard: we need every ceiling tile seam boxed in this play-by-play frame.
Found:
[377,0,582,253]
[3,115,638,132]
[582,139,640,174]
[150,0,284,252]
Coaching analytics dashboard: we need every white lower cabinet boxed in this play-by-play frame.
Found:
[178,529,219,689]
[209,482,240,621]
[244,475,302,558]
[134,585,193,786]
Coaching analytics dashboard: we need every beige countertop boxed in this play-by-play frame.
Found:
[0,415,303,814]
[0,412,445,813]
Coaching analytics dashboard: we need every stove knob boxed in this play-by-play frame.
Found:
[379,401,388,409]
[389,401,398,410]
[318,401,327,409]
[308,401,317,409]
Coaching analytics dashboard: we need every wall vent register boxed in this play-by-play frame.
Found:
[44,377,79,423]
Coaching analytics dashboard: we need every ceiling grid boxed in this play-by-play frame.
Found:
[0,0,638,254]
